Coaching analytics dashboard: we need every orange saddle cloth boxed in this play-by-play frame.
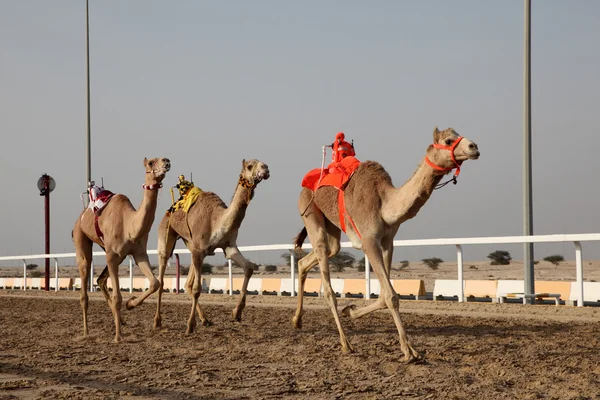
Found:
[301,156,361,191]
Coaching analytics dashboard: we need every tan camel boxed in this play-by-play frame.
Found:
[293,127,480,362]
[72,157,171,342]
[152,159,270,333]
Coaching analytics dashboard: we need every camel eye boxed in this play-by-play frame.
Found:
[445,139,453,145]
[247,165,253,170]
[148,161,154,167]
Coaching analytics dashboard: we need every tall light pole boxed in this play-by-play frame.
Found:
[523,0,534,303]
[86,0,92,189]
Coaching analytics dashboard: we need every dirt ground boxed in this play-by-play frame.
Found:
[1,290,600,400]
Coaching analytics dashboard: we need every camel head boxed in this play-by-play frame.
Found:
[143,157,171,185]
[426,127,480,173]
[240,159,270,187]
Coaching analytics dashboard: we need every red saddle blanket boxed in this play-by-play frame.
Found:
[301,156,361,191]
[301,156,362,237]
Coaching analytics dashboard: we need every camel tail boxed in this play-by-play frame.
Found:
[293,227,308,249]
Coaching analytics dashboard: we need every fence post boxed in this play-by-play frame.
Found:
[574,241,584,308]
[290,251,296,297]
[90,261,94,292]
[54,258,59,292]
[129,256,133,294]
[175,254,181,294]
[228,259,233,296]
[365,255,371,300]
[456,245,464,302]
[22,259,27,292]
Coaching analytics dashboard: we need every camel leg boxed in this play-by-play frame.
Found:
[293,215,341,329]
[154,225,178,329]
[342,236,394,319]
[362,238,420,362]
[126,250,160,310]
[225,246,256,322]
[186,255,212,326]
[96,265,127,327]
[106,253,125,343]
[74,229,92,337]
[186,251,206,334]
[292,251,318,329]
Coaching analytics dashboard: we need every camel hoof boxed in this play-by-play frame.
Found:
[342,344,356,354]
[341,304,356,317]
[292,316,302,330]
[201,319,213,327]
[120,318,126,327]
[232,309,242,322]
[125,297,137,310]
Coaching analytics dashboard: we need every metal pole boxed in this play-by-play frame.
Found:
[175,254,181,294]
[54,258,59,292]
[456,245,464,302]
[364,255,370,300]
[85,0,92,189]
[228,259,233,296]
[523,0,535,303]
[574,242,584,307]
[290,252,296,297]
[44,176,50,291]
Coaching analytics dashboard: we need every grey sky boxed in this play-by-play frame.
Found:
[1,1,599,267]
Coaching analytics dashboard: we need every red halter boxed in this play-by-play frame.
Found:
[425,136,464,178]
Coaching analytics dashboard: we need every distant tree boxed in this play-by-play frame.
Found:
[26,264,38,271]
[398,260,409,270]
[543,255,564,266]
[265,265,277,272]
[201,263,213,274]
[329,251,356,272]
[30,270,43,278]
[487,250,512,265]
[356,257,374,272]
[422,257,443,270]
[281,250,308,267]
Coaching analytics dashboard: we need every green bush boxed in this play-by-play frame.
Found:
[487,250,512,265]
[422,257,443,270]
[543,255,564,266]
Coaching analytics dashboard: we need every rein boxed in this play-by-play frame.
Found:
[238,175,257,203]
[425,136,464,190]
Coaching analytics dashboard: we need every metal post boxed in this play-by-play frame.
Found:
[175,254,181,294]
[44,175,50,291]
[574,241,584,307]
[129,256,133,293]
[523,0,535,304]
[365,255,371,300]
[456,245,464,302]
[90,260,94,292]
[290,252,296,297]
[54,258,59,292]
[22,259,27,292]
[85,0,92,189]
[228,259,233,296]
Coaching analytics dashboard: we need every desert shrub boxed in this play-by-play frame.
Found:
[543,255,564,266]
[26,264,38,271]
[180,266,190,275]
[422,257,443,270]
[399,260,409,269]
[469,265,478,270]
[487,250,512,265]
[356,257,374,272]
[330,251,356,273]
[30,270,43,278]
[265,265,277,272]
[281,250,308,267]
[201,263,213,274]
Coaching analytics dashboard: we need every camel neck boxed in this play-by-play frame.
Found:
[382,160,444,225]
[131,184,160,239]
[224,182,253,230]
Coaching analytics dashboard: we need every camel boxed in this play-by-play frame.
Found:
[293,127,480,362]
[72,157,171,342]
[152,159,270,333]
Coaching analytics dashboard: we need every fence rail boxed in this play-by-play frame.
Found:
[1,233,599,307]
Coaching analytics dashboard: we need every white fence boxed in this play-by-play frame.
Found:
[0,233,599,307]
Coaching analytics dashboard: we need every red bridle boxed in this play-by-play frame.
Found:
[425,136,464,178]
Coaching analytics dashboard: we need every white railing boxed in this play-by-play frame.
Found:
[1,233,599,307]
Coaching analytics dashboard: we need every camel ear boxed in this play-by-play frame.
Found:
[143,157,148,167]
[433,127,441,142]
[242,159,246,167]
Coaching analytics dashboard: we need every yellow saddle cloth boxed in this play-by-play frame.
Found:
[169,186,202,214]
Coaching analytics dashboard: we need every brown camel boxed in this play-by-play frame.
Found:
[72,157,171,342]
[293,127,480,362]
[152,159,270,333]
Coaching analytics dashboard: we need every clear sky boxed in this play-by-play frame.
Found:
[1,1,599,267]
